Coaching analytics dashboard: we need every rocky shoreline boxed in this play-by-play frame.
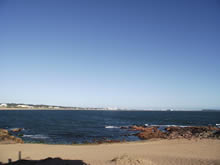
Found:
[129,125,220,140]
[0,129,23,144]
[63,125,220,144]
[1,125,220,144]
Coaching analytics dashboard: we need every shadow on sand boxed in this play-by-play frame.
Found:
[1,157,88,165]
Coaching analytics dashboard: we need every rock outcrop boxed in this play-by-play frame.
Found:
[129,126,165,139]
[10,128,23,132]
[0,129,24,144]
[125,125,220,140]
[165,126,220,139]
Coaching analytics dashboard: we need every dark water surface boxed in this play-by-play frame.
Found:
[0,110,219,144]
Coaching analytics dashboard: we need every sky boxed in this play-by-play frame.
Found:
[0,0,220,110]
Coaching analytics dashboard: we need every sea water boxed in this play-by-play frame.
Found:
[0,110,219,144]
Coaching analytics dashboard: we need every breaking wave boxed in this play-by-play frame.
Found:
[23,134,49,139]
[105,126,120,129]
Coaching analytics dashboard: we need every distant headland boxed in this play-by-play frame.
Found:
[0,103,220,111]
[0,103,122,110]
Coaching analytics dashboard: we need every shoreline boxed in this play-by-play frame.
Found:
[0,108,90,111]
[0,108,133,111]
[1,125,220,145]
[1,108,216,111]
[1,139,220,165]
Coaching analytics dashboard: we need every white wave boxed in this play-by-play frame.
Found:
[23,134,49,139]
[105,126,120,129]
[144,124,149,127]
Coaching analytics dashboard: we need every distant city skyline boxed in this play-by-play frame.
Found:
[1,0,220,109]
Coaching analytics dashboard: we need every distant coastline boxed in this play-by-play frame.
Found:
[0,108,90,110]
[0,103,121,111]
[0,103,220,111]
[201,109,220,112]
[0,107,120,111]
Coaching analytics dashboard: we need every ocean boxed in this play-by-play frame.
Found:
[0,110,219,144]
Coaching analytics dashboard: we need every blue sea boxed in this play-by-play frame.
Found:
[0,110,220,144]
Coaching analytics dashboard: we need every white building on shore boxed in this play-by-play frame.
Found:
[17,105,33,108]
[0,103,7,107]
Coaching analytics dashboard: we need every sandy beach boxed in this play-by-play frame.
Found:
[0,139,220,165]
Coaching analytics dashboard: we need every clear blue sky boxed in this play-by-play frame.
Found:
[1,0,220,109]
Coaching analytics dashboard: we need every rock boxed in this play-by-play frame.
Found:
[212,130,220,139]
[0,129,9,136]
[0,129,24,144]
[15,137,24,143]
[165,126,181,132]
[11,128,23,132]
[136,128,165,140]
[120,126,129,129]
[130,126,159,132]
[127,125,220,140]
[165,126,220,139]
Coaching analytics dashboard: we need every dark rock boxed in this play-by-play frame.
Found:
[165,126,220,139]
[125,125,220,140]
[213,130,220,139]
[120,126,129,129]
[165,126,181,132]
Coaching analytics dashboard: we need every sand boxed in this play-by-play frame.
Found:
[0,139,220,165]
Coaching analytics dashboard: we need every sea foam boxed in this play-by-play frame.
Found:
[105,126,120,129]
[23,134,49,139]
